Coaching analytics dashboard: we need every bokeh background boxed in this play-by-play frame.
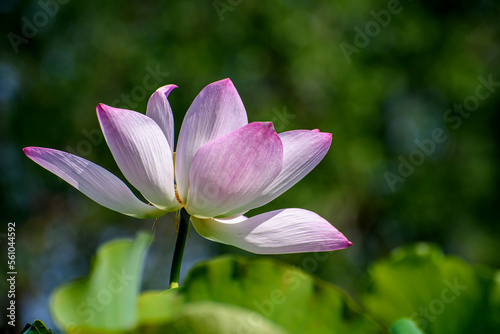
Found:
[1,0,499,332]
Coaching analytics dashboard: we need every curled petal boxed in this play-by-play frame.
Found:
[191,208,352,254]
[23,147,166,219]
[146,84,177,152]
[185,122,283,218]
[231,130,332,214]
[97,104,181,212]
[175,78,248,203]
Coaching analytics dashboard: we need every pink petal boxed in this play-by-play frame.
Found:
[230,130,332,214]
[185,122,283,218]
[23,147,166,219]
[97,104,181,212]
[175,79,248,203]
[146,84,177,152]
[191,208,352,254]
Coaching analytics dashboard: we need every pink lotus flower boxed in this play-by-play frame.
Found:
[23,79,351,254]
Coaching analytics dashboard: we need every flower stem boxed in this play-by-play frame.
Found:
[169,208,190,289]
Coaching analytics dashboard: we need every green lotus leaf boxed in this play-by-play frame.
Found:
[48,233,385,334]
[363,243,499,334]
[139,301,290,334]
[390,318,425,334]
[180,255,385,334]
[50,232,154,333]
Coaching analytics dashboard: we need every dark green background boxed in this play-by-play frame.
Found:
[1,0,499,332]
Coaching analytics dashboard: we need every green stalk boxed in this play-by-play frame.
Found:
[169,208,190,289]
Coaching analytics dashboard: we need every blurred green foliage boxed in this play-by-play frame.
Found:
[50,233,151,332]
[179,255,383,333]
[50,233,381,333]
[390,319,425,334]
[49,235,499,333]
[363,243,500,333]
[1,0,499,332]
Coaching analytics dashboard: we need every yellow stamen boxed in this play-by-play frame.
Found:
[167,211,180,234]
[172,151,185,206]
[174,184,185,206]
